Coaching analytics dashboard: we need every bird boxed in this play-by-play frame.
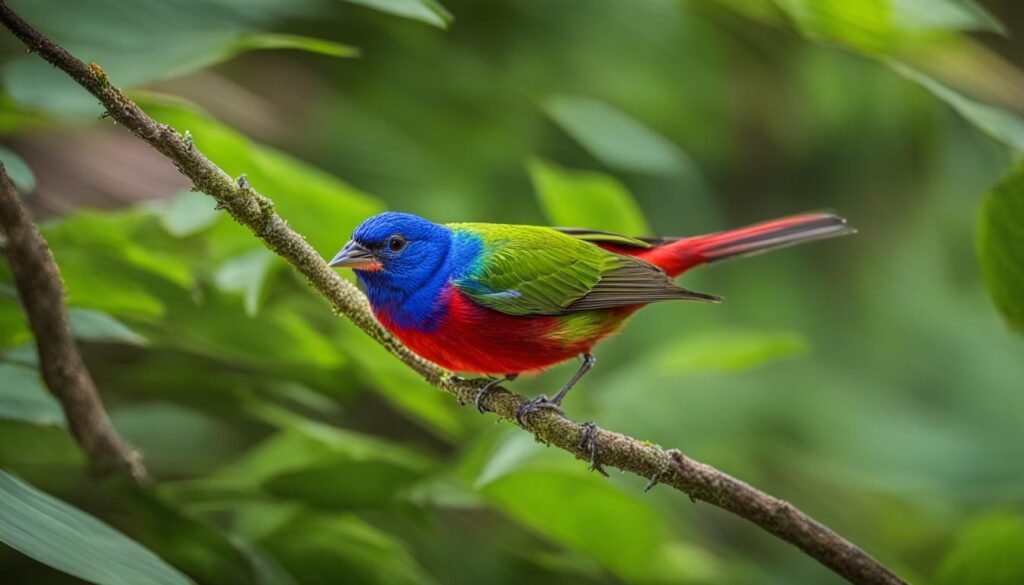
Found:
[329,211,854,422]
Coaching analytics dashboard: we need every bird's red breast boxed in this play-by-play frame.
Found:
[374,286,633,375]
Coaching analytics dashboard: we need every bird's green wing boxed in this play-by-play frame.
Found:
[449,223,717,316]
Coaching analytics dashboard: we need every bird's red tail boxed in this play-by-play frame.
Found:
[632,213,854,277]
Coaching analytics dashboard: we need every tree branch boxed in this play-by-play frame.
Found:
[0,3,906,583]
[0,163,147,483]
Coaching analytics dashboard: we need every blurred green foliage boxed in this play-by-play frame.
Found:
[1,0,1024,584]
[977,162,1024,332]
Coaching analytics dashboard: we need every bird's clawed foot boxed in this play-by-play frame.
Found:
[515,395,563,425]
[578,421,608,476]
[516,353,596,424]
[473,373,518,413]
[644,471,661,493]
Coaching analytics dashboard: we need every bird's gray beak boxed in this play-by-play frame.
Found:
[328,240,382,271]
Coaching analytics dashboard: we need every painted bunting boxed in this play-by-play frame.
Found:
[330,211,853,421]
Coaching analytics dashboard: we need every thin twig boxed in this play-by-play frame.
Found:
[0,3,906,583]
[0,163,147,483]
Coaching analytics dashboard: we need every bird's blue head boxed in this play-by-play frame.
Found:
[329,212,456,328]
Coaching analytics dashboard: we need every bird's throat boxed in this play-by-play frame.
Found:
[358,270,451,333]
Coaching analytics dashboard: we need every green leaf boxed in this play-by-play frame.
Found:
[469,432,721,580]
[228,500,304,544]
[401,474,482,509]
[647,541,721,584]
[890,62,1024,152]
[231,33,359,58]
[252,405,436,471]
[264,458,425,509]
[115,487,259,585]
[214,249,277,317]
[148,289,348,380]
[767,0,1003,52]
[262,513,437,585]
[260,381,345,418]
[208,406,435,509]
[719,2,1017,151]
[0,421,82,471]
[890,0,1004,33]
[774,0,897,52]
[543,95,693,175]
[68,309,149,346]
[1,344,37,368]
[47,212,194,288]
[339,0,453,28]
[40,207,352,380]
[480,466,666,581]
[742,0,1005,35]
[1,0,360,117]
[0,93,49,133]
[474,432,554,487]
[934,513,1024,585]
[160,191,220,238]
[977,163,1024,332]
[529,159,650,235]
[475,433,673,581]
[110,403,243,476]
[233,540,299,585]
[42,210,194,318]
[137,95,382,255]
[0,364,63,426]
[654,330,808,374]
[0,295,31,350]
[0,145,36,192]
[0,470,191,585]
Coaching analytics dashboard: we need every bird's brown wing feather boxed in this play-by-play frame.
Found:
[565,256,719,311]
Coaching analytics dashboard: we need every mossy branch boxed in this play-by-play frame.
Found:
[0,3,906,584]
[0,163,147,483]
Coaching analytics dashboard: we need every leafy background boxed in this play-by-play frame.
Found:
[1,0,1024,583]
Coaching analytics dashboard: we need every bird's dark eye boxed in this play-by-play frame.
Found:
[387,235,407,253]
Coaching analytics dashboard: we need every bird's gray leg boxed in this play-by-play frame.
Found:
[516,353,595,424]
[474,373,518,413]
[551,353,595,405]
